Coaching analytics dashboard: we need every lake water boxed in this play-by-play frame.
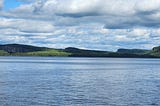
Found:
[0,57,160,106]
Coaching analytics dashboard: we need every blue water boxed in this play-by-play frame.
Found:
[0,57,160,106]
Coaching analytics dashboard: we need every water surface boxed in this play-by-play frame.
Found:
[0,57,160,106]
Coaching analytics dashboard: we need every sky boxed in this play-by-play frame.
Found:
[0,0,160,51]
[4,0,24,10]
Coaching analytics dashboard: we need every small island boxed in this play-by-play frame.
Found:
[0,44,159,58]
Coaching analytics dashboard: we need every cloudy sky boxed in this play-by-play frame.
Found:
[0,0,160,51]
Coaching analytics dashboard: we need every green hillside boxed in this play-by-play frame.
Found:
[13,49,71,57]
[0,50,9,56]
[149,46,160,57]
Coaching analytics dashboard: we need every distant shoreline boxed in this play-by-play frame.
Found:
[0,44,160,58]
[0,55,160,59]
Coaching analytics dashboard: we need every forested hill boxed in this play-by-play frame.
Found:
[0,44,48,53]
[0,44,160,58]
[117,49,150,54]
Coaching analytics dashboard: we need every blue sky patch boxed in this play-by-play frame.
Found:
[4,0,24,10]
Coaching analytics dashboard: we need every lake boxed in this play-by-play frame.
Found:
[0,57,160,106]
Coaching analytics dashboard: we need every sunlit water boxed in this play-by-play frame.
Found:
[0,57,160,106]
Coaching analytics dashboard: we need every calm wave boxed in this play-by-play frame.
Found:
[0,57,160,106]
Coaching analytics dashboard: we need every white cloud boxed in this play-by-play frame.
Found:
[130,29,149,36]
[0,0,160,50]
[0,18,55,33]
[2,0,159,29]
